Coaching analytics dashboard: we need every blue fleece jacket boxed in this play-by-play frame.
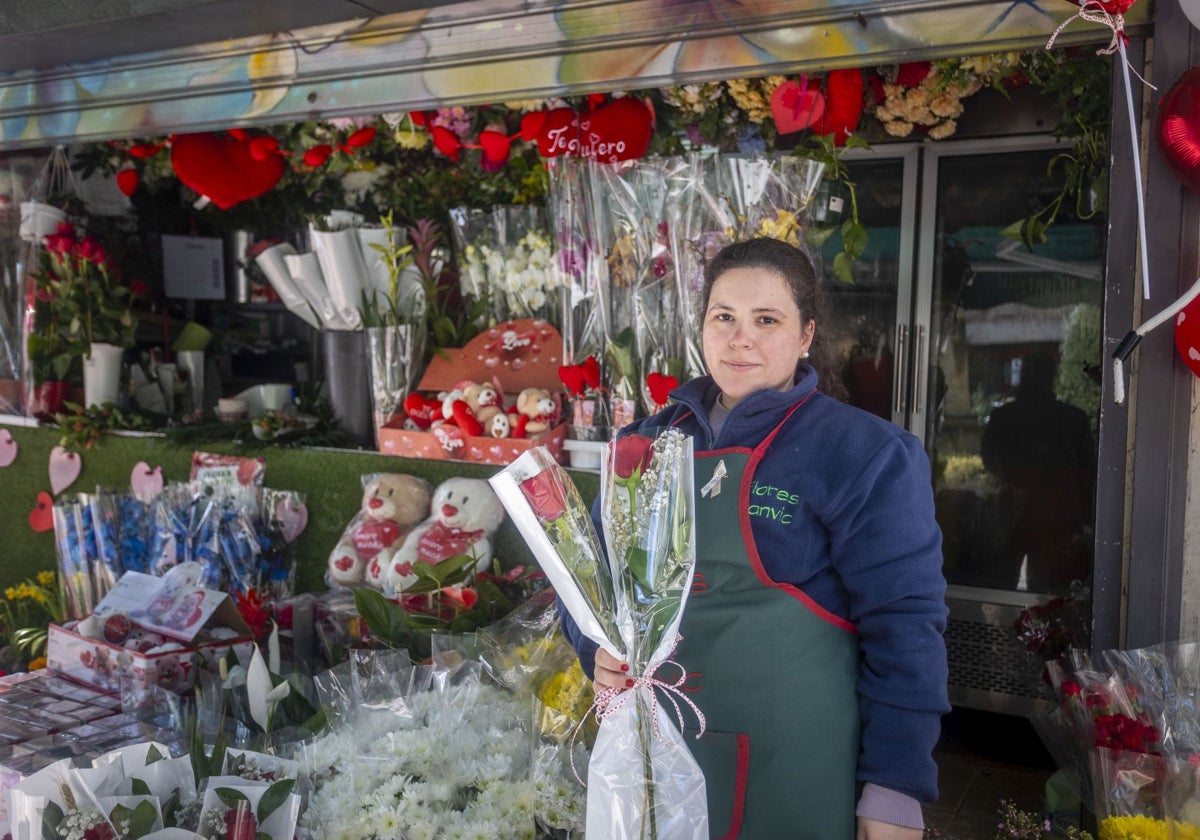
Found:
[559,365,950,807]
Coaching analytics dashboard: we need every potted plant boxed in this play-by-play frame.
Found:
[29,222,141,409]
[792,131,872,284]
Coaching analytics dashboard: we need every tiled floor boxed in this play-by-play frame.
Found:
[924,708,1062,838]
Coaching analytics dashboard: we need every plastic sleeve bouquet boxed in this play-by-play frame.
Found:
[490,428,707,839]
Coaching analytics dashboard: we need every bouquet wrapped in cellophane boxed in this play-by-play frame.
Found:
[490,428,706,839]
[1033,642,1200,838]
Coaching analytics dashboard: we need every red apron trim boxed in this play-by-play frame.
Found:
[717,734,751,840]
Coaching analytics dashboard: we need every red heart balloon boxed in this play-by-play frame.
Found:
[116,169,139,197]
[646,372,680,407]
[537,98,653,163]
[478,130,513,165]
[771,81,827,135]
[1157,67,1200,195]
[29,491,53,532]
[403,393,441,429]
[1065,0,1135,11]
[170,132,285,209]
[1175,294,1200,378]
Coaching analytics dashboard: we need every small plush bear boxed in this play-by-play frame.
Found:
[384,476,506,595]
[514,387,558,437]
[327,473,433,588]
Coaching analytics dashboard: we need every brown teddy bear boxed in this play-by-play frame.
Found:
[327,473,433,588]
[514,387,558,437]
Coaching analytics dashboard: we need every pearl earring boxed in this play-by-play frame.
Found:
[801,351,810,359]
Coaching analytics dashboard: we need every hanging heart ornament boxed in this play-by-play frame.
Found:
[171,131,286,209]
[48,446,81,495]
[1156,67,1200,196]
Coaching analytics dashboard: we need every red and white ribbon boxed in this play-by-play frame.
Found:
[568,643,706,785]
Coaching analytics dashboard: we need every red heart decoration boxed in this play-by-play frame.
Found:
[1175,295,1200,378]
[249,135,280,161]
[346,126,377,148]
[450,400,484,436]
[1066,0,1135,11]
[478,130,513,165]
[558,364,586,396]
[403,393,441,429]
[520,111,548,142]
[128,142,163,159]
[646,372,680,407]
[303,144,333,167]
[813,69,865,146]
[537,98,653,164]
[771,81,826,135]
[170,131,285,209]
[29,491,53,532]
[116,169,139,197]
[582,355,601,390]
[1157,67,1200,195]
[430,125,463,162]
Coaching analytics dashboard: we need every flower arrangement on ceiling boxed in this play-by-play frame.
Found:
[71,48,1076,231]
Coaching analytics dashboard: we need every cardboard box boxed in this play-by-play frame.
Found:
[377,318,568,465]
[47,566,253,695]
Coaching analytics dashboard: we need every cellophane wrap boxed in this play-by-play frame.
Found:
[490,430,707,840]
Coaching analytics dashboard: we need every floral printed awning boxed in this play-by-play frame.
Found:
[0,0,1149,150]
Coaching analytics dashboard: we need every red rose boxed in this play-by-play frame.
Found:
[612,434,654,480]
[520,470,568,522]
[83,822,116,840]
[1061,680,1082,698]
[129,279,147,297]
[78,237,107,265]
[224,807,257,840]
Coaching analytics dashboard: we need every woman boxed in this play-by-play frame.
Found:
[561,237,948,839]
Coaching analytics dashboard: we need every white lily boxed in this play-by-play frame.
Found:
[247,624,290,734]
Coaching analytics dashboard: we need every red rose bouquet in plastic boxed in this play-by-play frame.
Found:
[490,428,706,839]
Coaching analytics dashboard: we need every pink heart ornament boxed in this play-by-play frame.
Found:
[130,462,164,504]
[0,429,17,467]
[279,498,309,544]
[49,446,81,495]
[770,81,826,134]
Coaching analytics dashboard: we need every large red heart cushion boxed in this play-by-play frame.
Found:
[1175,294,1200,378]
[537,98,653,163]
[170,131,286,209]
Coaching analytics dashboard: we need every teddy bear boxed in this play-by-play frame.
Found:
[514,387,559,437]
[383,476,506,595]
[462,381,511,438]
[327,473,433,588]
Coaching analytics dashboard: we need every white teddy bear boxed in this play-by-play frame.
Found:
[384,476,506,595]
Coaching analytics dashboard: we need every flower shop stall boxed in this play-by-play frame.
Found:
[0,0,1198,834]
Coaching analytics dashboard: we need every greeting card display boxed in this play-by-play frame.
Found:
[47,564,253,694]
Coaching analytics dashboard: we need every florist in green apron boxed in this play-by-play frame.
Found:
[562,238,949,840]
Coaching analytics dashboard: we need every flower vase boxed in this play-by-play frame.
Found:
[322,329,374,448]
[812,179,849,225]
[366,323,426,443]
[82,342,124,407]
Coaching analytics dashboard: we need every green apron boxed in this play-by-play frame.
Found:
[674,406,860,839]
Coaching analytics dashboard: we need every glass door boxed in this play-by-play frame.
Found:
[821,147,918,427]
[915,137,1103,598]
